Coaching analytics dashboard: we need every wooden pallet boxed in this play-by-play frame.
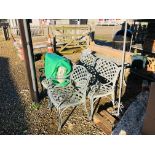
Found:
[93,110,116,135]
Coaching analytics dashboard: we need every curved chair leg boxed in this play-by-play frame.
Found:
[83,101,89,118]
[57,107,71,131]
[111,91,115,106]
[89,97,95,120]
[57,108,63,131]
[48,98,54,109]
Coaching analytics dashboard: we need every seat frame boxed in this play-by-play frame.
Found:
[47,65,91,131]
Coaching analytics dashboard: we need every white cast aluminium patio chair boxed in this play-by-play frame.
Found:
[88,58,121,120]
[47,65,91,131]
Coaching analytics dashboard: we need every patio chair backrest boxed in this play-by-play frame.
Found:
[80,53,97,67]
[70,65,91,99]
[79,53,98,85]
[95,58,120,86]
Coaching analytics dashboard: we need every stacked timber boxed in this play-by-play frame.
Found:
[93,110,117,135]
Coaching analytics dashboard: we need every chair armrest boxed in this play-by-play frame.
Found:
[88,82,100,97]
[90,83,99,92]
[41,78,55,89]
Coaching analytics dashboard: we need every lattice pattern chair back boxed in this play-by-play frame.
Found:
[80,53,97,85]
[95,58,120,86]
[70,65,91,97]
[100,56,122,66]
[87,58,121,120]
[80,53,97,67]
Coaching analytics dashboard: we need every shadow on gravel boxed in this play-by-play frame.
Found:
[0,57,28,134]
[94,39,112,47]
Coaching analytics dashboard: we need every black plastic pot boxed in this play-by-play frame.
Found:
[112,29,132,51]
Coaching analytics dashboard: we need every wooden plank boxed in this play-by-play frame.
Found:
[93,113,112,135]
[58,39,87,52]
[56,34,88,37]
[59,39,75,52]
[50,25,90,31]
[99,110,116,125]
[89,43,132,64]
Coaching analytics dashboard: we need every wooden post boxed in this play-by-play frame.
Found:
[18,19,39,103]
[53,35,57,52]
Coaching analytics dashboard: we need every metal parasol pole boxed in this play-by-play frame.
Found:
[117,20,127,116]
[129,34,133,52]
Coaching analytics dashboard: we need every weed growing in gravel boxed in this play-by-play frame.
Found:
[31,102,41,110]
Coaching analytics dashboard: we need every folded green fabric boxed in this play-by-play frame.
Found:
[45,53,72,87]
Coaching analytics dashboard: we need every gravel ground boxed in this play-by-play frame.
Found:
[0,34,104,135]
[0,31,144,135]
[112,91,149,135]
